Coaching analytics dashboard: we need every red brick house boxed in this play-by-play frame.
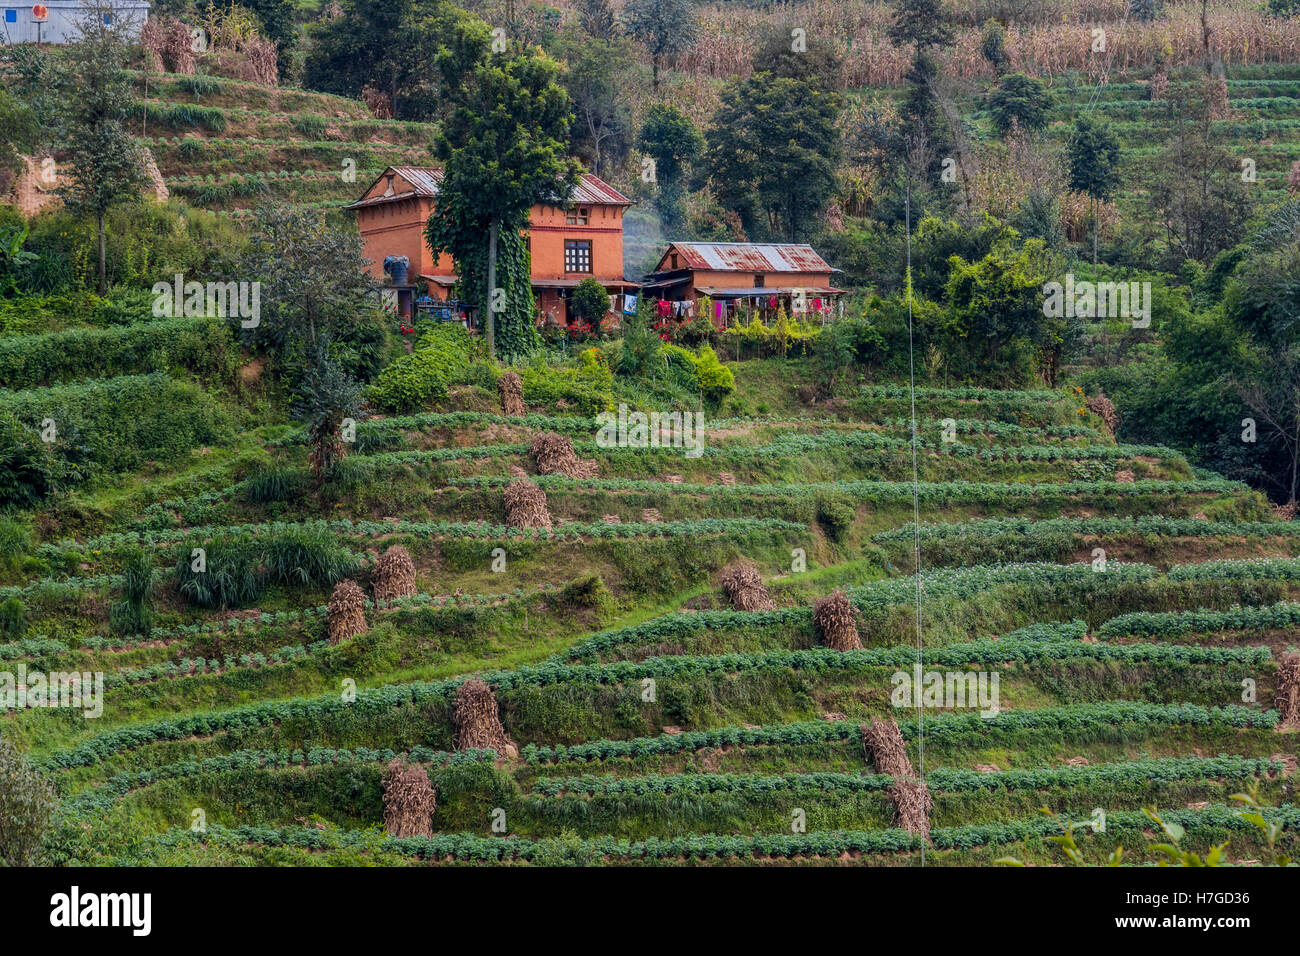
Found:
[640,242,844,328]
[346,166,639,325]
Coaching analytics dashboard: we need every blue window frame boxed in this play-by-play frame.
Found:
[4,10,17,22]
[103,13,112,23]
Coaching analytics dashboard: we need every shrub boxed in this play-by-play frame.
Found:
[174,534,263,609]
[368,323,481,412]
[0,596,25,638]
[570,277,612,330]
[165,525,354,610]
[242,465,308,503]
[519,351,614,416]
[817,497,857,543]
[110,545,154,635]
[0,737,57,866]
[0,317,238,387]
[0,516,31,570]
[0,374,230,486]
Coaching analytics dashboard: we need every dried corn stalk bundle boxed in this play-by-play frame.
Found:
[1086,392,1119,435]
[327,579,368,643]
[453,679,518,758]
[504,478,552,529]
[1276,652,1300,725]
[499,371,525,416]
[382,759,436,838]
[372,545,417,608]
[530,432,580,475]
[814,589,862,651]
[719,559,776,611]
[862,720,930,841]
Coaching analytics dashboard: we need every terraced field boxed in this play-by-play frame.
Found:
[127,71,436,218]
[8,368,1297,866]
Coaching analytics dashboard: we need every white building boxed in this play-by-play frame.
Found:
[1,1,149,45]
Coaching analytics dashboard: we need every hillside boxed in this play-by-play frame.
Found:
[2,0,1299,889]
[3,349,1296,865]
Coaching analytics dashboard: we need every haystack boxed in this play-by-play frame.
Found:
[381,759,437,838]
[862,719,931,841]
[1086,392,1119,435]
[814,589,862,651]
[372,545,417,608]
[499,371,526,416]
[719,559,776,611]
[504,478,552,529]
[1276,652,1300,725]
[453,679,518,758]
[327,579,369,643]
[529,432,597,478]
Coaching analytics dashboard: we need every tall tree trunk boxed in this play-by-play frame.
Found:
[652,55,660,91]
[486,218,498,359]
[97,210,107,296]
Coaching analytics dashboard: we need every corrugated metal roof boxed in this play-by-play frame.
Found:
[352,167,632,207]
[668,242,833,274]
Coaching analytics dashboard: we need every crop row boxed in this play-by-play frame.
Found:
[0,317,233,388]
[153,804,1300,862]
[352,434,1175,466]
[556,564,1152,662]
[65,746,496,816]
[270,412,1100,447]
[1097,602,1300,639]
[1,583,559,662]
[449,475,1245,502]
[524,703,1279,765]
[874,515,1300,543]
[858,384,1064,404]
[54,517,801,556]
[530,756,1283,798]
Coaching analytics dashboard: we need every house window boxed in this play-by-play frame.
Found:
[566,207,589,225]
[565,240,592,273]
[669,253,678,270]
[754,274,765,287]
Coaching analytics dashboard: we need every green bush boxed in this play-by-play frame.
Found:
[519,348,614,416]
[367,324,481,412]
[0,317,238,387]
[816,497,857,543]
[242,466,309,503]
[0,596,25,638]
[0,374,230,488]
[173,526,357,609]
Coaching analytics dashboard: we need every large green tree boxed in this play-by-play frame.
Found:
[59,0,146,295]
[425,18,580,359]
[305,0,463,120]
[557,29,634,178]
[236,203,379,377]
[625,0,697,92]
[637,103,703,231]
[989,73,1052,137]
[1066,116,1122,269]
[705,75,842,241]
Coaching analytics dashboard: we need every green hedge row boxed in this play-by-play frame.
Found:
[0,317,237,387]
